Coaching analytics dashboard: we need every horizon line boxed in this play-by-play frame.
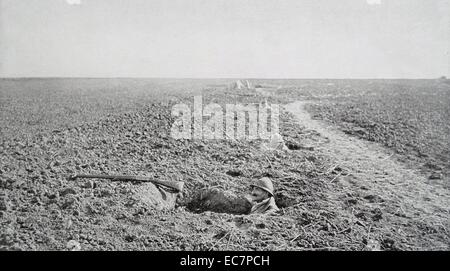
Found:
[1,76,447,80]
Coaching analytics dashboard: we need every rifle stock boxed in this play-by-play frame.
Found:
[72,174,184,193]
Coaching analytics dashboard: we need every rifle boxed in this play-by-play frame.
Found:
[70,174,184,193]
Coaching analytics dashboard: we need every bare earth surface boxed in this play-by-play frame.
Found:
[1,79,449,251]
[285,101,450,250]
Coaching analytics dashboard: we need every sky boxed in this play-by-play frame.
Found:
[0,0,449,78]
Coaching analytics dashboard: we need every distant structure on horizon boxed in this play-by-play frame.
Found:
[230,80,254,90]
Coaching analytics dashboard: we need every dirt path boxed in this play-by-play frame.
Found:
[285,101,450,250]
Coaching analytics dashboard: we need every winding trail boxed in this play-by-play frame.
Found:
[285,101,450,249]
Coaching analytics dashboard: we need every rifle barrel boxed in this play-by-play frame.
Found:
[75,174,142,181]
[72,174,184,192]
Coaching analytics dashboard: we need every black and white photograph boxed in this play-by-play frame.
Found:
[0,0,449,255]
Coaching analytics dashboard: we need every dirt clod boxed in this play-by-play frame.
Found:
[60,188,77,197]
[429,173,442,180]
[226,170,242,177]
[66,240,81,251]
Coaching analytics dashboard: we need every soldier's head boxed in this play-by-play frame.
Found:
[250,177,275,202]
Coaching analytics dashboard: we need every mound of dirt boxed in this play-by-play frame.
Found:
[132,183,178,210]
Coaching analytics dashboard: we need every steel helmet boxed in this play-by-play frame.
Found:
[251,177,275,197]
